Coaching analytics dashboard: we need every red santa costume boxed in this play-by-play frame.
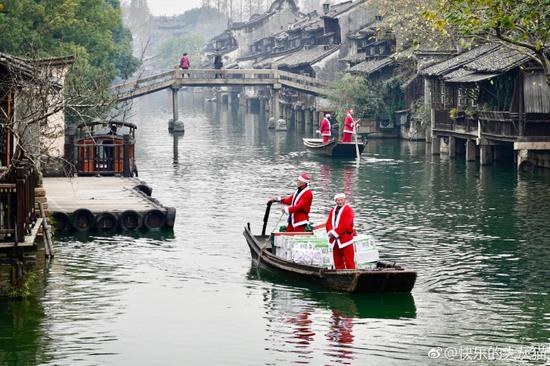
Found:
[319,114,332,143]
[342,109,355,143]
[278,173,313,232]
[326,193,356,269]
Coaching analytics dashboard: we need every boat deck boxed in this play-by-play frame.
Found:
[42,177,175,231]
[43,177,159,213]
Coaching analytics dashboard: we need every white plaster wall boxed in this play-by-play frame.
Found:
[312,50,342,81]
[336,2,377,58]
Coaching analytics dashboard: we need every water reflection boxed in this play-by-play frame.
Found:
[250,268,416,364]
[172,132,183,164]
[0,298,49,365]
[325,310,354,364]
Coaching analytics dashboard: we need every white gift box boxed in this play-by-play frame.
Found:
[355,249,379,264]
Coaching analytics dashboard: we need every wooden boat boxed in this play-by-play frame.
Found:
[302,138,366,157]
[243,202,417,293]
[73,120,138,177]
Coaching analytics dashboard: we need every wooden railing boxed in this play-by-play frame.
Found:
[433,109,478,135]
[478,111,519,138]
[111,68,329,101]
[0,160,37,242]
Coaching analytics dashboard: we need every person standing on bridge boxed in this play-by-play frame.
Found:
[180,52,190,78]
[270,173,313,233]
[342,109,358,143]
[318,113,332,143]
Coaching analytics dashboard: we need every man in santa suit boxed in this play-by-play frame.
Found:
[342,109,356,143]
[271,173,313,232]
[318,113,332,143]
[326,193,356,270]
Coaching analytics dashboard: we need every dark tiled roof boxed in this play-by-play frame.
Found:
[420,43,499,76]
[348,22,377,39]
[349,56,394,74]
[0,52,34,74]
[463,46,531,73]
[276,45,340,68]
[442,45,533,83]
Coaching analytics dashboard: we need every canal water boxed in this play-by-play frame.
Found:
[1,90,549,365]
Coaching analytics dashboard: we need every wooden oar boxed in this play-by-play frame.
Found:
[354,119,361,161]
[261,200,273,236]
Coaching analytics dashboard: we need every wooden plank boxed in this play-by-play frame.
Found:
[42,177,163,214]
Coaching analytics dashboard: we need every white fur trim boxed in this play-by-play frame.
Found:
[293,219,309,227]
[289,187,310,227]
[321,132,331,136]
[337,239,354,248]
[331,205,352,247]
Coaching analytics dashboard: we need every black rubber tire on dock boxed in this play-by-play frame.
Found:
[96,212,118,232]
[142,209,166,230]
[119,210,142,230]
[165,207,176,228]
[72,208,96,232]
[134,184,152,196]
[52,211,72,232]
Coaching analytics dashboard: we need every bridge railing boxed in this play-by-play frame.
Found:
[277,70,328,91]
[111,67,329,100]
[178,68,276,80]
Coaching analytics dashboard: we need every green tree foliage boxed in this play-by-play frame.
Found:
[425,0,550,84]
[0,0,139,90]
[372,0,456,54]
[327,73,404,123]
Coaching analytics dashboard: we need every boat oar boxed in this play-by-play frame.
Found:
[261,200,273,236]
[354,119,361,162]
[272,211,285,233]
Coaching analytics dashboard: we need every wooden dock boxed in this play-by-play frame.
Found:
[42,177,175,232]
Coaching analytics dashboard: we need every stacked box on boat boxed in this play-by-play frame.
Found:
[273,231,379,269]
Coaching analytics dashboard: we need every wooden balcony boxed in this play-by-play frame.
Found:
[433,109,478,137]
[477,111,519,139]
[476,111,550,142]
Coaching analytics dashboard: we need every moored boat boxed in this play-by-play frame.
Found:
[243,202,416,293]
[302,138,366,158]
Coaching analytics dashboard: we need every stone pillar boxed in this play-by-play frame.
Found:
[259,98,266,115]
[480,145,493,166]
[466,139,476,162]
[297,108,304,125]
[272,89,281,119]
[432,135,440,155]
[448,136,456,158]
[172,87,179,122]
[168,87,184,132]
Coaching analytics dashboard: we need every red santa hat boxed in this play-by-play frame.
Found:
[334,193,346,200]
[325,112,331,117]
[297,173,310,184]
